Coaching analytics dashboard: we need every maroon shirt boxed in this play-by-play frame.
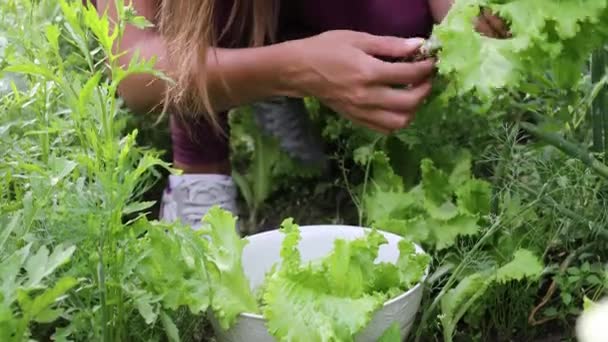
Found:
[216,0,433,47]
[278,0,433,41]
[89,1,433,43]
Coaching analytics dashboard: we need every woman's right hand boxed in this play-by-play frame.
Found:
[286,30,436,134]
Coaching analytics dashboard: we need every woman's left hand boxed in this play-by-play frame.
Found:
[475,8,510,38]
[429,1,510,39]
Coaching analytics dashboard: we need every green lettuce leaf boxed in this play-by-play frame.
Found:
[365,152,489,250]
[434,0,608,99]
[201,206,258,329]
[261,219,428,341]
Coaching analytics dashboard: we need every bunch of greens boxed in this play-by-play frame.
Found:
[201,208,430,342]
[432,0,608,100]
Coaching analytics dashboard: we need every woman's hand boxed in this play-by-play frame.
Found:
[429,0,510,39]
[286,30,435,134]
[475,8,510,38]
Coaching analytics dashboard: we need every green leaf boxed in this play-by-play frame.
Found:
[78,71,102,114]
[0,244,31,302]
[421,159,452,206]
[426,200,459,221]
[374,217,430,242]
[261,221,428,341]
[262,273,384,342]
[45,25,61,53]
[433,0,608,100]
[232,170,254,209]
[122,201,156,215]
[364,190,417,225]
[0,213,20,252]
[378,322,401,342]
[448,150,472,188]
[440,273,489,340]
[322,229,387,298]
[135,293,158,324]
[20,277,78,323]
[134,223,210,314]
[394,240,430,289]
[4,63,59,83]
[49,157,77,186]
[24,244,76,289]
[495,249,544,283]
[370,151,404,192]
[201,207,258,329]
[433,213,480,250]
[160,311,181,342]
[455,179,492,216]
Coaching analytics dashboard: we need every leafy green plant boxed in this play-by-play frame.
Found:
[0,243,77,342]
[230,107,320,233]
[197,208,430,342]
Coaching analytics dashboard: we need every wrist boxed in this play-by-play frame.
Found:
[272,39,312,99]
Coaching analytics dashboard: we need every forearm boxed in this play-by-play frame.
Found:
[116,35,301,115]
[115,33,169,113]
[198,42,303,114]
[100,0,300,115]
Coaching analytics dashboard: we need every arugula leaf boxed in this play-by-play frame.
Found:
[24,244,75,289]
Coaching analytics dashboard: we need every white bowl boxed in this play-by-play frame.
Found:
[210,225,428,341]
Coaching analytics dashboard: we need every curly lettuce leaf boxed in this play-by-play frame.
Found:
[434,0,608,99]
[378,322,401,342]
[200,206,258,329]
[262,219,428,341]
[440,249,544,340]
[365,151,489,250]
[262,273,384,342]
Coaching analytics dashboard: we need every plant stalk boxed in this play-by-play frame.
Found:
[591,49,606,152]
[519,121,608,180]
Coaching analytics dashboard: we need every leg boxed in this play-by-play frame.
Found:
[159,112,239,230]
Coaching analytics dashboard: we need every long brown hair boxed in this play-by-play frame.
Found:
[158,0,278,129]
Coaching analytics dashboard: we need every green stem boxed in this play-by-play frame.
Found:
[516,183,593,228]
[519,121,608,180]
[491,125,517,214]
[591,50,605,152]
[98,241,108,342]
[359,136,383,227]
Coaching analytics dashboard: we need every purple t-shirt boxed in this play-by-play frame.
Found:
[217,0,434,47]
[278,1,433,40]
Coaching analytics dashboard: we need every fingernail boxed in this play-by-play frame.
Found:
[406,38,425,48]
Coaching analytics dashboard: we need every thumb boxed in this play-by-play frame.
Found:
[358,34,425,59]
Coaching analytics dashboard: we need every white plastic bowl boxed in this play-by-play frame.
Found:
[210,225,428,341]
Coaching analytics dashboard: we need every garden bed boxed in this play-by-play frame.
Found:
[1,1,607,341]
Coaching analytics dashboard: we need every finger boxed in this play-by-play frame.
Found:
[373,58,436,86]
[482,10,509,38]
[359,110,413,132]
[357,34,426,59]
[474,17,499,38]
[365,81,433,112]
[349,116,392,135]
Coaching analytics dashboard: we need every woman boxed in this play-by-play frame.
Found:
[96,0,507,229]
